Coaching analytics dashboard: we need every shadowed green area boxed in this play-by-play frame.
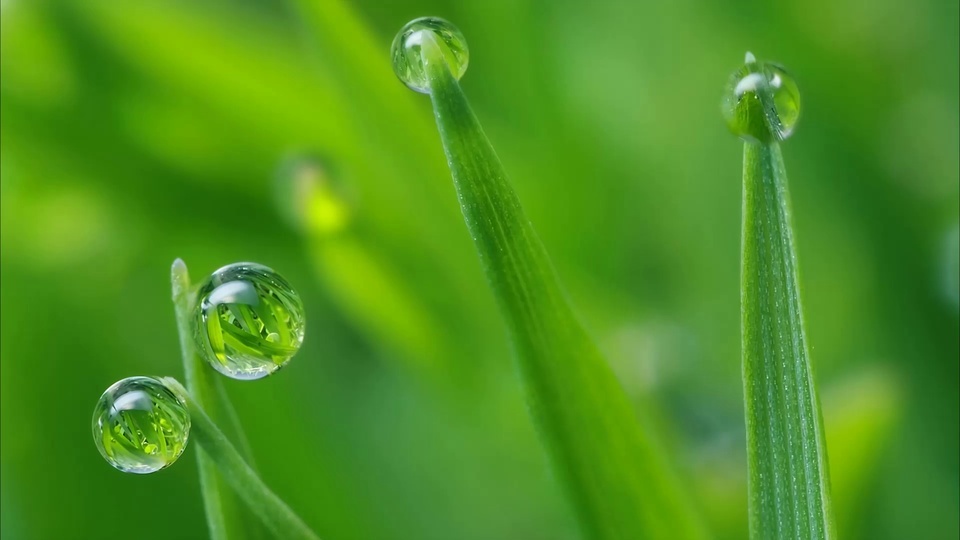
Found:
[1,0,957,539]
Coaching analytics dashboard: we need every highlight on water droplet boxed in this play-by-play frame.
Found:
[391,17,469,93]
[275,153,351,236]
[92,376,191,474]
[722,52,801,143]
[194,262,306,380]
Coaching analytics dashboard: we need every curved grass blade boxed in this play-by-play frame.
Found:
[740,142,836,539]
[419,35,706,540]
[162,377,322,540]
[171,259,261,540]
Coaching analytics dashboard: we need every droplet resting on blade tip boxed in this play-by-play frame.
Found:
[722,54,801,144]
[391,17,469,93]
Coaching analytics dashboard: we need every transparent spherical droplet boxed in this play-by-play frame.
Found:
[274,154,351,236]
[92,376,190,474]
[194,262,305,380]
[722,52,801,143]
[391,17,468,93]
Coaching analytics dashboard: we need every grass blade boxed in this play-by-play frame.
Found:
[171,259,260,540]
[740,142,836,539]
[419,33,706,540]
[162,378,321,540]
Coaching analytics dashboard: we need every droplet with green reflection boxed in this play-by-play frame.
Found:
[722,52,801,143]
[391,17,469,93]
[194,262,305,380]
[92,376,191,474]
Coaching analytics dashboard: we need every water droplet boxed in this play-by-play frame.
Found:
[722,53,801,143]
[391,17,469,94]
[274,154,351,235]
[92,376,190,474]
[194,262,305,380]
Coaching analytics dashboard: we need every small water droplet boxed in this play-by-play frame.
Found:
[722,54,801,143]
[391,17,469,94]
[92,376,190,474]
[194,262,306,380]
[275,154,351,235]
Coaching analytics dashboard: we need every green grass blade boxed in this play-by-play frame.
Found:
[740,142,836,539]
[171,259,260,540]
[162,378,321,540]
[420,36,706,540]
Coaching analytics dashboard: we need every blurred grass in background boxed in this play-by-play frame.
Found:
[1,0,957,539]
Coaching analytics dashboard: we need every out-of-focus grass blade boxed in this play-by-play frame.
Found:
[309,239,449,369]
[68,0,487,380]
[288,0,436,150]
[421,36,707,540]
[740,142,836,539]
[273,156,460,376]
[74,0,357,157]
[822,368,900,537]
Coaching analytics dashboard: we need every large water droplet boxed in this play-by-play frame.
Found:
[92,376,191,474]
[194,262,305,380]
[722,53,801,143]
[391,17,468,94]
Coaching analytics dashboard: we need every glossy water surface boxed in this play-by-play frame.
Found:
[391,17,469,93]
[92,376,191,474]
[194,262,306,380]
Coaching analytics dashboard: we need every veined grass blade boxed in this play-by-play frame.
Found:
[740,141,836,539]
[416,28,707,540]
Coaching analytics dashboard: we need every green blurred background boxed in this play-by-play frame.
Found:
[1,0,957,538]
